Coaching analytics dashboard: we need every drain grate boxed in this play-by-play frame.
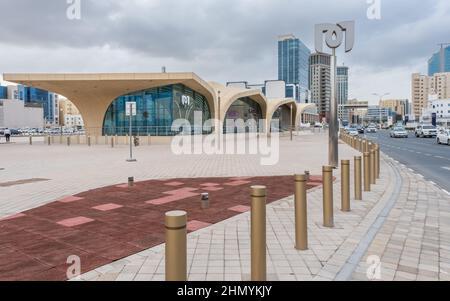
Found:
[0,178,50,187]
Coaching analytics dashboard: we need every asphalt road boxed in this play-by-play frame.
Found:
[364,130,450,193]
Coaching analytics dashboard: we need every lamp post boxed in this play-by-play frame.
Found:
[315,21,355,168]
[372,92,390,127]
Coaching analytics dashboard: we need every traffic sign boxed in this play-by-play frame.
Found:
[125,102,137,116]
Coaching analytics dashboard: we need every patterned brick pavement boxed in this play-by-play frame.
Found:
[0,175,318,280]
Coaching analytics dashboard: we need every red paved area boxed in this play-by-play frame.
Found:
[0,175,321,280]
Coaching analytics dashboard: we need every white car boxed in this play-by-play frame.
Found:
[366,126,377,133]
[436,129,450,145]
[415,124,437,138]
[347,128,359,136]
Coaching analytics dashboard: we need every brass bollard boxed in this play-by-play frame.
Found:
[111,136,114,148]
[322,166,334,228]
[128,177,134,187]
[29,136,32,145]
[363,152,371,192]
[77,135,80,144]
[358,139,362,152]
[251,185,266,281]
[354,156,362,200]
[165,210,187,281]
[375,144,380,179]
[341,160,350,212]
[294,174,308,250]
[87,136,91,147]
[47,136,51,146]
[370,149,376,185]
[67,136,71,146]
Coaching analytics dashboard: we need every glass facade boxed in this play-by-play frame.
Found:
[278,36,310,102]
[428,46,450,76]
[0,86,7,99]
[103,84,211,136]
[223,97,263,133]
[25,87,57,124]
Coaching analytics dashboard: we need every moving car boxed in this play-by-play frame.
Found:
[415,124,437,138]
[366,125,377,133]
[436,129,450,145]
[347,128,359,136]
[390,126,408,138]
[356,125,365,134]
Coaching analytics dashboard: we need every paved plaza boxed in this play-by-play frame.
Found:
[1,132,450,281]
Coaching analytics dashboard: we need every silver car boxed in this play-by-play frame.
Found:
[390,127,408,138]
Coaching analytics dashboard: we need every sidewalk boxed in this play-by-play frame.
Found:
[77,154,395,281]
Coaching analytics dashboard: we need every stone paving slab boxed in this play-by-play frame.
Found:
[351,156,450,281]
[77,156,394,281]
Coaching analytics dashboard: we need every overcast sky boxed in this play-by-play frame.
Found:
[0,0,449,104]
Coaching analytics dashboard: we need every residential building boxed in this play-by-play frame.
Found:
[0,99,44,128]
[64,114,84,128]
[379,99,409,120]
[420,97,450,127]
[428,45,450,76]
[411,72,450,121]
[59,98,83,126]
[337,66,349,121]
[278,34,310,102]
[309,52,331,120]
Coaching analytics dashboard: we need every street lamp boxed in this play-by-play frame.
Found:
[372,92,390,127]
[315,21,355,168]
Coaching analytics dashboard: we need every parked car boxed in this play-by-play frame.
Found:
[390,126,408,138]
[415,124,437,138]
[436,129,450,145]
[356,125,365,134]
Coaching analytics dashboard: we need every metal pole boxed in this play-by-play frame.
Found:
[67,136,71,146]
[87,136,91,147]
[47,135,51,146]
[329,48,338,168]
[165,210,187,281]
[363,152,371,192]
[294,174,308,250]
[354,156,362,200]
[251,185,266,281]
[322,166,334,227]
[29,136,32,145]
[201,193,209,209]
[127,103,136,162]
[128,176,134,187]
[341,160,350,212]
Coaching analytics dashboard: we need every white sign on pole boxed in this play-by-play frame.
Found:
[125,102,137,116]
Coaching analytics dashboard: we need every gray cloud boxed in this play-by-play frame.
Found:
[0,0,449,100]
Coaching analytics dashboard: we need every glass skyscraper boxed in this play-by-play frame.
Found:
[278,34,311,102]
[25,87,58,124]
[428,45,450,76]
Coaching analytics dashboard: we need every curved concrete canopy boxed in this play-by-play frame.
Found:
[266,98,298,130]
[3,73,216,135]
[208,82,268,126]
[296,103,319,124]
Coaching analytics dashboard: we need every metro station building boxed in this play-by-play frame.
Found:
[4,73,319,137]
